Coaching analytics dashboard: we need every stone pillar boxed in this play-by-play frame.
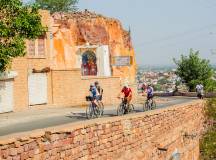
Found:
[0,71,17,113]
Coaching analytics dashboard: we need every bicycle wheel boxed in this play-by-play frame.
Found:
[86,103,94,119]
[128,104,135,113]
[143,102,148,111]
[117,103,124,116]
[94,103,103,118]
[151,100,156,110]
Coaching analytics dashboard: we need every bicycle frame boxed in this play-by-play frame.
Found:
[144,97,156,111]
[117,97,134,116]
[86,98,104,119]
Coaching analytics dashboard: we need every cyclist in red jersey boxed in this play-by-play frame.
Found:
[119,85,132,104]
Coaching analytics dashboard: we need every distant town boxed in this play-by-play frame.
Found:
[137,65,180,93]
[137,65,216,93]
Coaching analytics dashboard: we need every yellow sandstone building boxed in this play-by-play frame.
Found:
[0,10,137,113]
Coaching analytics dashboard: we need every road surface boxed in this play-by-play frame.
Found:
[0,97,197,137]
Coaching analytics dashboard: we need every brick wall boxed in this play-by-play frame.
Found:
[51,69,123,106]
[11,58,53,112]
[0,101,204,160]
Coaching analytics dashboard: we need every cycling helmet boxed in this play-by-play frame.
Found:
[95,81,99,85]
[123,83,129,88]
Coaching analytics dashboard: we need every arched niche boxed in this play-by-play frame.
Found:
[81,50,98,76]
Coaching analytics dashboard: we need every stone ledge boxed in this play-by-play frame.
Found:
[51,68,81,72]
[0,71,18,81]
[81,76,120,80]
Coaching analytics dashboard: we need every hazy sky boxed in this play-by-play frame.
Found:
[24,0,216,65]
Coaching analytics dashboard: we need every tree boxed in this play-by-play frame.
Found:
[204,79,216,92]
[35,0,79,13]
[174,49,214,91]
[153,84,162,91]
[0,0,46,72]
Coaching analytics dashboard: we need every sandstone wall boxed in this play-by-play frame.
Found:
[11,10,53,111]
[51,69,122,107]
[0,101,204,160]
[51,11,137,83]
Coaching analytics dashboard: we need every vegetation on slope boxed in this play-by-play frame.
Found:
[200,98,216,160]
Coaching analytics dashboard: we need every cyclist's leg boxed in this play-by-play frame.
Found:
[127,96,132,111]
[150,95,156,109]
[144,100,148,111]
[146,94,152,110]
[91,98,97,115]
[147,94,151,101]
[99,100,104,115]
[127,96,132,104]
[123,97,128,114]
[93,97,98,107]
[89,101,96,117]
[150,96,153,104]
[146,94,150,102]
[97,95,105,116]
[117,99,125,116]
[97,99,104,116]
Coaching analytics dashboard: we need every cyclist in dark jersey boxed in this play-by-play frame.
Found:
[146,84,154,100]
[95,81,103,101]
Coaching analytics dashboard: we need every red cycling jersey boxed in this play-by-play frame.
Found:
[121,87,132,98]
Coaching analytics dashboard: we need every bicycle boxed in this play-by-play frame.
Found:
[143,98,156,111]
[86,96,104,119]
[117,97,134,116]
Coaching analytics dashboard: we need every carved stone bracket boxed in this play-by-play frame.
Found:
[32,67,51,73]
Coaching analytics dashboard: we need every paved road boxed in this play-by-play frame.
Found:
[0,97,197,137]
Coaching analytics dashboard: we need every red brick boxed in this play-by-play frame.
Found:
[12,155,20,160]
[2,149,9,159]
[20,152,29,160]
[9,148,17,156]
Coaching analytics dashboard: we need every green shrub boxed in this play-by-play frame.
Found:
[200,98,216,160]
[204,98,216,120]
[204,79,216,92]
[200,127,216,160]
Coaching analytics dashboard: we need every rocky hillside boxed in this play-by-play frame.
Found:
[51,10,137,83]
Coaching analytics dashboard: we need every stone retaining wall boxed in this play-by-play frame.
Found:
[0,101,204,160]
[154,91,216,98]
